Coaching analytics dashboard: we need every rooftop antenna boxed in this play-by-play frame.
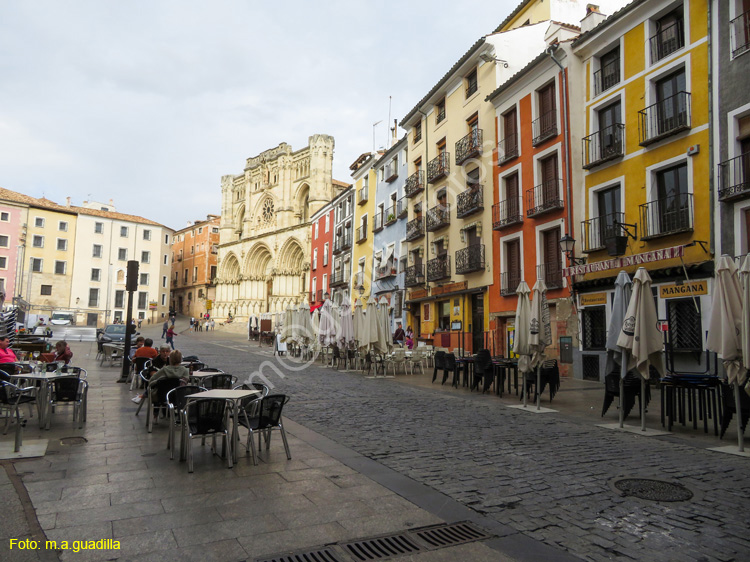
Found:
[387,96,392,147]
[372,120,382,153]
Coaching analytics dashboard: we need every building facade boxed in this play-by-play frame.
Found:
[170,215,221,319]
[329,187,355,304]
[214,135,343,319]
[0,196,29,301]
[309,198,335,307]
[349,153,379,305]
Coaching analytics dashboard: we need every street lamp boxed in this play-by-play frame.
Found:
[560,234,586,266]
[479,52,509,68]
[323,291,330,300]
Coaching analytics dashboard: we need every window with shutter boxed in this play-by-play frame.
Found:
[541,153,559,205]
[543,229,562,288]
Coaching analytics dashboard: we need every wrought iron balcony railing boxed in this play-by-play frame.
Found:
[377,264,398,279]
[372,213,384,233]
[500,270,521,296]
[580,212,626,253]
[427,254,451,282]
[492,198,523,230]
[719,152,750,202]
[649,19,684,63]
[385,162,398,183]
[436,106,446,124]
[356,225,367,244]
[455,244,485,274]
[330,269,349,287]
[532,109,557,146]
[316,289,324,302]
[333,231,352,254]
[526,180,564,218]
[405,217,425,242]
[426,204,450,232]
[582,124,625,169]
[497,133,518,165]
[456,185,484,218]
[537,264,563,290]
[405,170,425,198]
[397,196,408,218]
[593,57,620,96]
[731,10,750,57]
[455,129,482,165]
[384,205,397,225]
[357,186,368,205]
[309,291,314,303]
[404,264,425,287]
[638,91,691,146]
[427,153,450,184]
[639,193,693,240]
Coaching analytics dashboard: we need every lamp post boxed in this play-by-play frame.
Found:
[560,234,586,266]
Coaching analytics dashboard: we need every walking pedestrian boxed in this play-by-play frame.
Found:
[161,320,168,339]
[165,326,177,350]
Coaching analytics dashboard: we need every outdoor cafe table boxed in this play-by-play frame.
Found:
[185,389,261,464]
[101,343,124,367]
[10,368,77,429]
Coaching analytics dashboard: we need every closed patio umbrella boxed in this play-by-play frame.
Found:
[338,302,355,349]
[605,271,633,427]
[513,281,533,406]
[529,279,551,410]
[617,267,664,431]
[298,301,312,346]
[377,297,392,355]
[707,255,745,452]
[280,307,294,343]
[741,255,750,396]
[353,299,366,350]
[318,299,337,348]
[363,297,380,354]
[310,308,321,355]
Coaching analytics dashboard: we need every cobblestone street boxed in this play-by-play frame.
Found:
[186,332,750,562]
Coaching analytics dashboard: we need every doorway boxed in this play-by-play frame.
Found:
[471,293,484,353]
[86,313,98,327]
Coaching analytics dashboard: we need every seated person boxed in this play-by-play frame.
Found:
[132,349,189,404]
[53,340,73,364]
[405,335,414,350]
[134,338,158,361]
[129,336,145,360]
[0,335,17,363]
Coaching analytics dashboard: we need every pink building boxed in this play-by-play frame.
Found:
[0,200,28,299]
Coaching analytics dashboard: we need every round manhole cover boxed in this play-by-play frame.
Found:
[614,478,693,502]
[60,437,88,446]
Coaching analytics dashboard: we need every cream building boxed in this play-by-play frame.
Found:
[214,135,343,320]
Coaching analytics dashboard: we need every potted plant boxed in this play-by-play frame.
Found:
[387,213,395,222]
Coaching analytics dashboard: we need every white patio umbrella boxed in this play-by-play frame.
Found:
[741,255,750,395]
[318,299,337,348]
[353,298,366,352]
[298,301,312,346]
[707,255,745,451]
[280,307,294,343]
[513,281,533,406]
[310,308,321,355]
[617,267,664,431]
[377,297,392,356]
[529,279,551,410]
[605,271,633,428]
[363,297,380,354]
[338,302,355,349]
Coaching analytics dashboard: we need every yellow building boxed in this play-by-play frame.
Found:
[349,153,379,304]
[570,0,713,380]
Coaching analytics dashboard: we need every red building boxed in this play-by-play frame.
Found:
[309,202,335,306]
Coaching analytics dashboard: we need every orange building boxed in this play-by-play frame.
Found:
[487,44,579,367]
[170,215,221,318]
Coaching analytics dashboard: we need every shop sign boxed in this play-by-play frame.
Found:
[563,245,684,277]
[579,292,607,306]
[659,280,707,299]
[432,281,468,296]
[409,288,428,300]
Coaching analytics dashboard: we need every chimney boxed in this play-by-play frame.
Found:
[66,197,71,207]
[391,119,398,147]
[580,4,606,33]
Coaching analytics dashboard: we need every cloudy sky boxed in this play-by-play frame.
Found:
[1,0,525,230]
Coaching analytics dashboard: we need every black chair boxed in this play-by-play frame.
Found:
[719,382,750,439]
[602,371,650,420]
[202,374,238,390]
[0,376,39,434]
[237,394,291,465]
[473,349,494,393]
[432,351,446,383]
[166,385,206,460]
[48,376,88,429]
[331,345,343,369]
[522,359,561,403]
[442,353,456,385]
[182,398,232,472]
[147,378,182,433]
[235,382,270,397]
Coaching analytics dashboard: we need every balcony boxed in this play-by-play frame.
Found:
[582,124,625,169]
[532,109,557,146]
[333,231,352,254]
[455,129,483,165]
[455,244,485,274]
[384,205,397,225]
[537,264,563,290]
[427,254,451,282]
[405,218,425,242]
[526,180,563,218]
[405,264,425,287]
[497,133,519,165]
[427,153,450,184]
[357,186,369,205]
[397,196,408,218]
[356,225,367,244]
[372,213,384,233]
[456,185,484,218]
[638,92,691,146]
[405,170,425,198]
[436,105,446,124]
[719,152,750,202]
[353,271,364,289]
[580,212,626,253]
[426,204,450,232]
[731,10,750,57]
[593,57,620,96]
[639,193,693,240]
[500,270,521,296]
[649,19,684,63]
[385,162,398,183]
[492,198,523,230]
[377,263,398,280]
[330,269,349,287]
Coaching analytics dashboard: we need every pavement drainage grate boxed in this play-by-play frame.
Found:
[60,437,87,446]
[341,534,422,560]
[614,478,693,502]
[410,521,491,548]
[254,547,344,562]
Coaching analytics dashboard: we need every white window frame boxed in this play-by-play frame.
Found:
[314,221,319,240]
[30,258,43,273]
[54,260,67,275]
[56,238,68,251]
[645,154,693,202]
[0,212,9,222]
[498,162,523,203]
[0,235,9,248]
[0,256,7,270]
[94,222,103,234]
[643,56,691,114]
[532,143,564,202]
[143,229,151,241]
[92,244,103,258]
[58,220,68,232]
[323,243,329,266]
[34,217,45,228]
[120,226,129,237]
[313,248,318,270]
[589,37,625,102]
[141,251,150,263]
[645,2,690,69]
[91,268,101,281]
[118,248,127,261]
[325,214,330,233]
[499,230,525,279]
[534,218,567,289]
[32,235,44,248]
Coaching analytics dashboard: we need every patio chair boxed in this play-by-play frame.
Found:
[407,348,425,375]
[201,374,238,390]
[131,359,152,390]
[235,382,270,397]
[331,345,343,370]
[165,385,206,460]
[602,371,650,420]
[432,351,446,383]
[442,353,456,385]
[147,378,182,433]
[473,349,494,393]
[237,394,291,465]
[48,376,88,429]
[182,398,233,473]
[0,378,39,434]
[386,349,407,376]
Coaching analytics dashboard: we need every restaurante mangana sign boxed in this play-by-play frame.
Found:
[562,245,684,277]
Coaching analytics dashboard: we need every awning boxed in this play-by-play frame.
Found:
[384,246,395,265]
